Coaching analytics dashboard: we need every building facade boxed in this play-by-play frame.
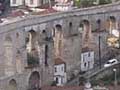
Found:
[54,58,67,86]
[81,48,94,72]
[10,0,24,7]
[10,0,49,7]
[0,2,120,90]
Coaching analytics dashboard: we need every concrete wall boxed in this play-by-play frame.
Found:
[10,0,23,7]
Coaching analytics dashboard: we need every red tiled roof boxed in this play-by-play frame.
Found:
[9,10,25,17]
[41,86,84,90]
[54,58,65,65]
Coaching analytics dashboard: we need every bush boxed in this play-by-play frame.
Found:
[51,81,57,86]
[79,76,86,85]
[99,0,112,5]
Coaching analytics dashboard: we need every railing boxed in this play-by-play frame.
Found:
[85,62,120,80]
[66,61,120,85]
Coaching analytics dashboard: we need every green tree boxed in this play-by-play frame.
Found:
[74,0,113,8]
[75,0,97,8]
[81,0,97,7]
[74,0,81,7]
[99,0,112,5]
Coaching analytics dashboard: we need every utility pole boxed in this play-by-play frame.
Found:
[113,68,117,87]
[98,35,101,69]
[118,23,120,49]
[98,20,101,69]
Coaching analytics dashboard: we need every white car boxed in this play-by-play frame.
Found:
[52,3,76,11]
[104,59,118,67]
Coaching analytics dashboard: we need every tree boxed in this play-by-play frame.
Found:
[99,0,112,5]
[81,0,96,7]
[74,0,113,8]
[74,0,97,8]
[74,0,81,7]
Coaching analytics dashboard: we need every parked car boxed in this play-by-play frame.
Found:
[104,59,118,67]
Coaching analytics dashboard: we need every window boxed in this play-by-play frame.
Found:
[88,52,90,57]
[55,67,57,72]
[16,33,19,38]
[61,66,64,71]
[56,77,58,84]
[96,19,101,31]
[13,0,16,4]
[69,22,72,35]
[69,22,72,27]
[30,0,34,4]
[84,62,86,67]
[45,44,48,66]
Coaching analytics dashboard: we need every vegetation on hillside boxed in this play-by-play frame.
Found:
[74,0,113,8]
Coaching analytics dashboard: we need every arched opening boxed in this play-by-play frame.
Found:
[106,16,119,48]
[54,24,63,57]
[26,30,37,53]
[78,23,84,33]
[8,79,17,90]
[4,36,14,76]
[96,19,101,31]
[28,71,40,90]
[106,16,117,35]
[26,29,39,67]
[45,44,48,66]
[80,20,91,47]
[69,22,73,35]
[55,24,62,31]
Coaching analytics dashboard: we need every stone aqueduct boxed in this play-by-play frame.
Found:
[0,2,120,90]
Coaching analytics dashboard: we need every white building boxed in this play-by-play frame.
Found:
[54,58,67,86]
[25,0,41,7]
[10,0,49,8]
[81,47,94,72]
[55,0,68,3]
[25,0,49,8]
[10,0,24,7]
[52,3,73,11]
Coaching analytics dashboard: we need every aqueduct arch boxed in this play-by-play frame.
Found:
[28,71,40,90]
[54,24,63,57]
[8,79,17,90]
[26,29,39,66]
[79,20,91,48]
[106,16,117,34]
[26,30,37,53]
